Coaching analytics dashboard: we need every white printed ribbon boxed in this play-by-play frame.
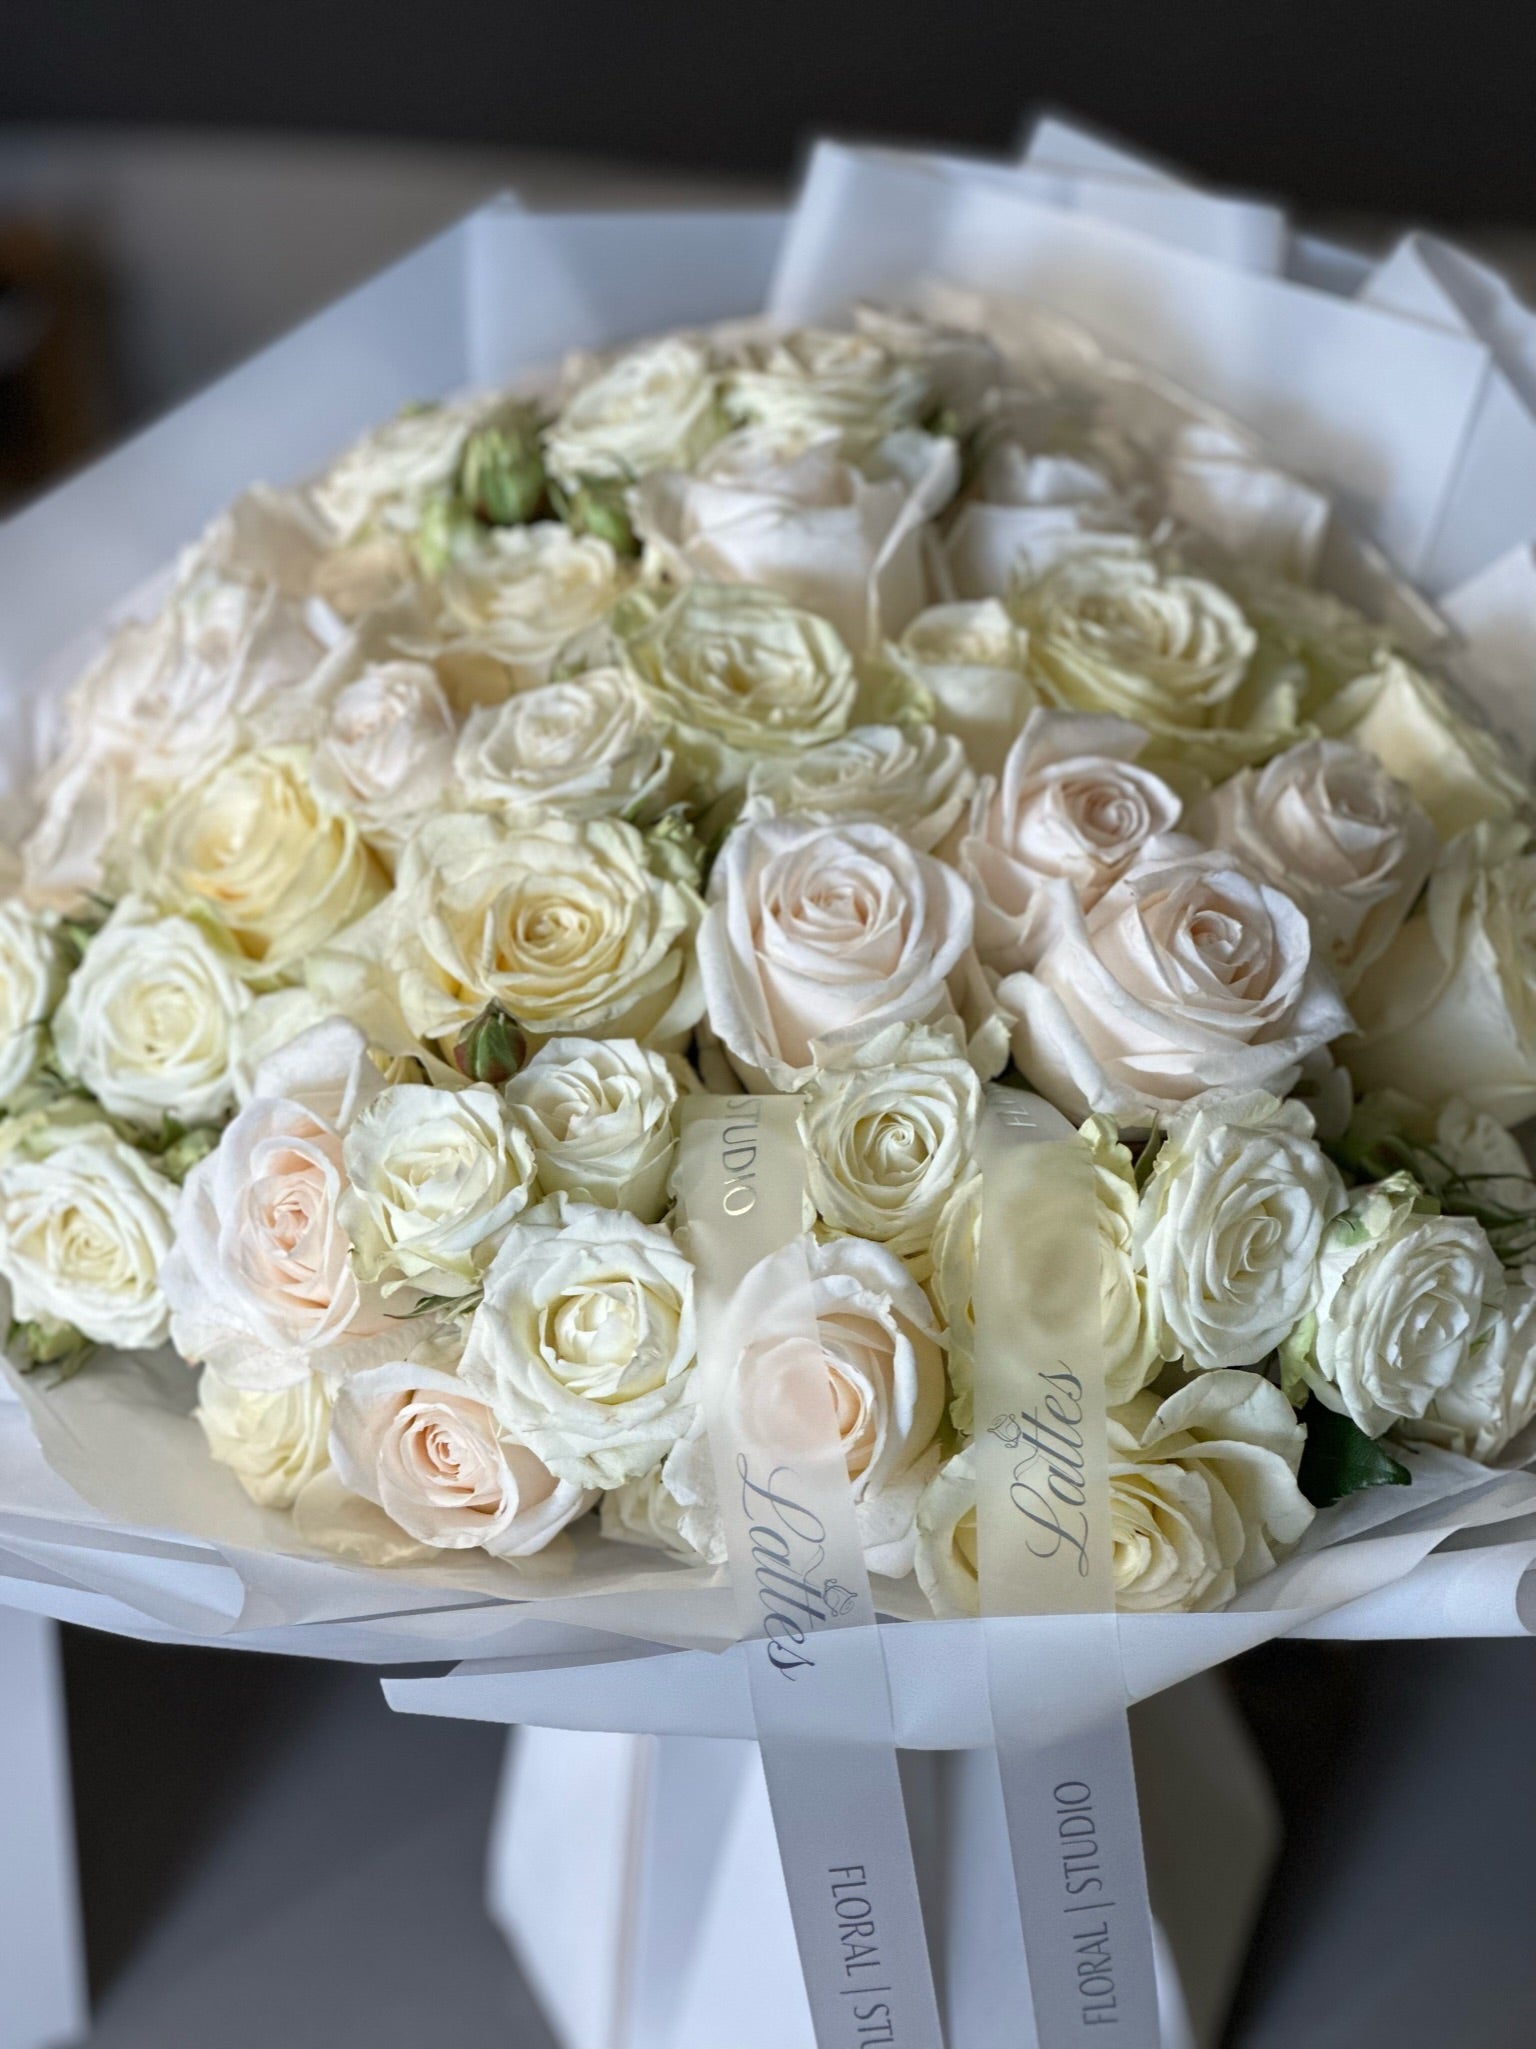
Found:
[974,1087,1161,2047]
[677,1095,945,2049]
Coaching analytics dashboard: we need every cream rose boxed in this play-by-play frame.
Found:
[698,815,989,1091]
[722,328,930,456]
[195,1365,332,1509]
[1347,822,1536,1126]
[312,397,485,541]
[340,1083,536,1300]
[928,1171,981,1431]
[884,600,1041,776]
[1319,656,1527,840]
[159,1021,397,1390]
[543,335,725,488]
[435,523,626,692]
[599,1462,716,1562]
[460,1197,697,1488]
[1194,739,1437,992]
[665,1235,947,1578]
[1000,846,1352,1126]
[798,1024,980,1259]
[506,1037,680,1223]
[621,581,857,791]
[0,902,64,1106]
[52,900,251,1127]
[1135,1091,1345,1373]
[1283,1172,1506,1438]
[958,709,1185,975]
[315,810,703,1057]
[453,667,674,822]
[914,1370,1312,1616]
[130,746,388,985]
[943,446,1143,598]
[742,722,975,853]
[330,1361,595,1556]
[0,1108,177,1349]
[633,430,955,652]
[1397,1264,1536,1463]
[308,659,458,859]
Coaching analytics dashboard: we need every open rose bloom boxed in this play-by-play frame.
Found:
[6,132,1536,2049]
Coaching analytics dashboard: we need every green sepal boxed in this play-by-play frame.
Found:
[1297,1398,1412,1509]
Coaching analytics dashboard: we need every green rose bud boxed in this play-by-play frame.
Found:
[8,1314,95,1379]
[452,1003,528,1086]
[553,476,638,557]
[460,411,546,528]
[157,1125,223,1183]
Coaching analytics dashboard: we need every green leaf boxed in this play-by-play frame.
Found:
[1297,1399,1412,1509]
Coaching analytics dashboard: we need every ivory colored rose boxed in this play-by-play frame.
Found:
[665,1235,947,1578]
[0,1108,177,1349]
[1194,739,1437,992]
[160,1021,396,1390]
[506,1037,680,1223]
[1001,845,1352,1126]
[914,1370,1312,1617]
[436,523,626,692]
[460,1197,697,1488]
[308,659,457,859]
[599,1462,717,1563]
[453,667,673,823]
[23,576,323,902]
[958,709,1185,975]
[798,1023,981,1260]
[196,1365,332,1509]
[1135,1091,1345,1374]
[884,599,1041,776]
[1282,1172,1506,1439]
[1397,1264,1536,1463]
[1319,657,1526,841]
[1347,822,1536,1127]
[621,581,857,792]
[312,396,487,541]
[722,327,930,456]
[633,430,955,652]
[315,810,703,1057]
[943,445,1143,598]
[743,722,975,853]
[52,900,251,1127]
[331,1362,594,1556]
[130,746,388,985]
[698,815,989,1091]
[544,336,726,489]
[340,1083,536,1300]
[928,1172,981,1431]
[0,901,65,1106]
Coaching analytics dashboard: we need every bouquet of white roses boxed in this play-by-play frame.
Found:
[3,259,1536,1624]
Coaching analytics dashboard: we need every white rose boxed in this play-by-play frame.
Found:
[743,722,975,853]
[24,578,323,902]
[453,667,674,822]
[228,987,334,1105]
[1347,823,1536,1126]
[798,1023,980,1259]
[1284,1172,1506,1438]
[308,659,457,860]
[506,1037,679,1223]
[915,1370,1312,1616]
[929,1172,981,1431]
[621,580,857,793]
[665,1235,947,1578]
[314,810,703,1058]
[633,430,956,653]
[1193,739,1437,994]
[944,447,1143,598]
[1135,1091,1345,1374]
[460,1198,696,1488]
[1001,845,1352,1126]
[160,1021,398,1390]
[130,746,388,985]
[722,328,930,456]
[330,1361,594,1556]
[958,708,1185,976]
[313,397,487,541]
[699,815,991,1092]
[599,1461,718,1563]
[544,336,726,488]
[435,523,626,692]
[885,599,1042,776]
[1318,656,1527,840]
[195,1364,332,1509]
[1397,1264,1536,1463]
[0,1109,177,1349]
[1080,1115,1167,1403]
[0,902,65,1106]
[52,900,251,1128]
[340,1083,536,1300]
